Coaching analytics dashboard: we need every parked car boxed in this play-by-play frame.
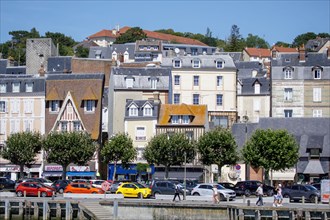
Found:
[149,180,186,196]
[51,180,71,193]
[0,177,15,191]
[233,180,275,197]
[71,179,89,183]
[15,178,53,189]
[311,183,320,190]
[89,180,107,189]
[16,182,55,197]
[218,182,235,190]
[116,182,152,198]
[64,183,104,194]
[191,183,236,201]
[282,184,320,203]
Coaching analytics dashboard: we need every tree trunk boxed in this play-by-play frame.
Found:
[217,164,222,182]
[62,164,68,180]
[165,165,169,179]
[112,161,117,181]
[19,164,24,179]
[264,168,270,185]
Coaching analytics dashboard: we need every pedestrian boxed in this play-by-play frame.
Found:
[277,183,283,206]
[212,184,219,204]
[255,183,264,206]
[173,183,181,202]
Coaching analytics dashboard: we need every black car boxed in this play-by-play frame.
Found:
[282,184,320,203]
[150,180,186,196]
[233,180,275,197]
[51,180,71,193]
[0,177,15,191]
[218,182,235,190]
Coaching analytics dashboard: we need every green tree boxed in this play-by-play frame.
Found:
[43,131,96,180]
[225,24,246,52]
[101,133,136,180]
[317,33,330,38]
[245,33,269,48]
[114,27,147,44]
[45,31,76,56]
[201,27,217,47]
[136,163,149,182]
[241,129,299,184]
[1,131,42,179]
[75,45,89,58]
[143,133,195,179]
[292,32,317,48]
[197,127,239,181]
[274,41,291,47]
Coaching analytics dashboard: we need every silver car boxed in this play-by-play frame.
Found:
[191,183,236,200]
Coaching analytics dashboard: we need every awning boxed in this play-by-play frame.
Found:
[303,160,325,174]
[271,168,296,181]
[66,171,96,177]
[42,171,63,177]
[153,172,202,180]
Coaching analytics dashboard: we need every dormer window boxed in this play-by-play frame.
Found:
[215,60,224,69]
[254,82,260,94]
[129,106,138,116]
[95,50,102,59]
[149,78,158,89]
[112,51,117,60]
[173,59,182,68]
[25,82,33,92]
[192,59,201,68]
[126,78,134,88]
[84,100,95,112]
[50,100,60,112]
[143,105,153,116]
[283,67,293,79]
[313,68,322,79]
[182,115,190,124]
[12,82,20,93]
[171,115,179,124]
[0,83,6,93]
[171,115,191,124]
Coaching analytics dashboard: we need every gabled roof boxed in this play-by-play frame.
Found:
[88,29,118,39]
[158,104,207,126]
[244,48,271,57]
[46,86,62,100]
[82,86,98,100]
[271,46,297,53]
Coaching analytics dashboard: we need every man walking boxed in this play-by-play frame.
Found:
[173,183,181,202]
[256,183,264,206]
[212,184,220,204]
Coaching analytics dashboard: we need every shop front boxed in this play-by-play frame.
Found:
[108,164,155,182]
[0,164,41,180]
[66,166,96,180]
[42,165,63,181]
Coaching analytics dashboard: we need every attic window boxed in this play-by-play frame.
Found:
[215,60,224,69]
[173,60,182,68]
[192,59,201,68]
[129,106,138,116]
[285,58,290,62]
[126,78,134,88]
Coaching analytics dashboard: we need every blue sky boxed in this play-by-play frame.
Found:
[1,0,329,45]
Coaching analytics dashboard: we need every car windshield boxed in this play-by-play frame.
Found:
[134,183,146,188]
[305,185,317,190]
[217,184,225,189]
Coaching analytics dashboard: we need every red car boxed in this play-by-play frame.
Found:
[16,182,56,197]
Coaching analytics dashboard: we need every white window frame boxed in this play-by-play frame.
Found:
[182,115,190,124]
[193,94,200,105]
[135,127,146,141]
[313,88,322,102]
[253,99,260,112]
[50,100,60,112]
[10,99,20,114]
[174,93,180,104]
[192,60,200,68]
[284,69,292,79]
[23,119,33,132]
[174,75,180,85]
[61,121,68,132]
[24,99,33,113]
[216,94,223,106]
[73,121,81,131]
[284,109,293,118]
[151,78,157,89]
[284,88,293,101]
[126,78,133,88]
[0,119,6,135]
[129,106,138,116]
[12,82,20,93]
[217,76,223,87]
[216,60,224,69]
[10,119,20,133]
[0,83,6,93]
[193,76,199,86]
[25,82,33,92]
[313,109,322,117]
[173,60,182,68]
[254,83,260,94]
[314,69,321,79]
[0,101,7,113]
[143,105,153,116]
[84,100,95,112]
[171,115,179,124]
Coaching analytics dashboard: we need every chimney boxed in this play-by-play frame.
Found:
[299,45,306,62]
[153,91,160,103]
[38,64,45,76]
[327,47,330,59]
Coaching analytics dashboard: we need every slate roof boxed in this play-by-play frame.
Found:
[271,52,330,67]
[235,61,265,79]
[244,48,271,57]
[0,74,45,95]
[124,99,159,118]
[88,44,135,59]
[157,104,208,126]
[111,67,171,90]
[305,38,330,52]
[238,77,270,95]
[47,56,72,73]
[161,55,236,70]
[0,59,7,74]
[6,66,26,75]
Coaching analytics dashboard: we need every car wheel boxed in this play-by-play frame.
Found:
[244,189,251,197]
[309,195,317,203]
[66,191,72,193]
[17,191,23,197]
[59,188,64,194]
[193,192,200,196]
[153,192,160,197]
[41,192,47,197]
[92,192,97,194]
[219,194,225,201]
[283,194,291,201]
[137,192,143,199]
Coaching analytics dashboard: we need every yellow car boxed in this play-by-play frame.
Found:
[116,182,151,198]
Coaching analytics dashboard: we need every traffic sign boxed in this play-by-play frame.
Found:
[101,181,110,191]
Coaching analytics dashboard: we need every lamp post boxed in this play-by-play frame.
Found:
[183,151,187,200]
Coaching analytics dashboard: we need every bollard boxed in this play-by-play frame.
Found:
[52,191,55,200]
[247,200,250,206]
[5,199,9,220]
[38,191,40,197]
[113,199,118,217]
[65,201,71,220]
[227,195,230,203]
[243,195,246,204]
[302,196,305,204]
[24,190,26,197]
[43,200,48,220]
[315,197,318,205]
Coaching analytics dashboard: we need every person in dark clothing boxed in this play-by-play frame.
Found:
[173,183,181,201]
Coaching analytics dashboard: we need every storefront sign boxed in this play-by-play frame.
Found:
[45,165,63,171]
[0,165,39,173]
[70,166,90,172]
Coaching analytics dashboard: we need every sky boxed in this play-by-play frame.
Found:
[1,0,329,46]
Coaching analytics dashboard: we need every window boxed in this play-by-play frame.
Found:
[314,69,321,79]
[191,48,198,55]
[173,60,181,68]
[174,94,180,104]
[182,115,190,124]
[284,69,292,79]
[126,78,133,88]
[143,106,152,116]
[10,119,19,133]
[313,110,322,117]
[192,60,200,68]
[310,149,320,159]
[24,99,33,113]
[23,119,33,132]
[85,100,95,112]
[216,60,224,69]
[284,109,293,118]
[0,119,6,135]
[0,101,7,112]
[129,106,138,116]
[174,75,180,85]
[313,88,322,102]
[12,82,20,93]
[217,76,223,87]
[254,83,260,94]
[253,99,260,111]
[216,94,223,106]
[10,100,19,113]
[171,115,179,124]
[193,76,199,86]
[0,83,6,93]
[136,146,144,161]
[211,116,228,128]
[284,88,293,101]
[25,82,33,92]
[151,79,157,89]
[136,127,146,141]
[193,94,199,105]
[73,121,81,131]
[61,121,68,132]
[50,100,60,112]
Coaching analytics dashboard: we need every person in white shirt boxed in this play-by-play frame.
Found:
[256,183,264,206]
[212,184,219,204]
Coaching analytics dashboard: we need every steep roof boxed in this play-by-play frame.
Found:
[88,29,118,39]
[271,46,297,53]
[244,48,271,57]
